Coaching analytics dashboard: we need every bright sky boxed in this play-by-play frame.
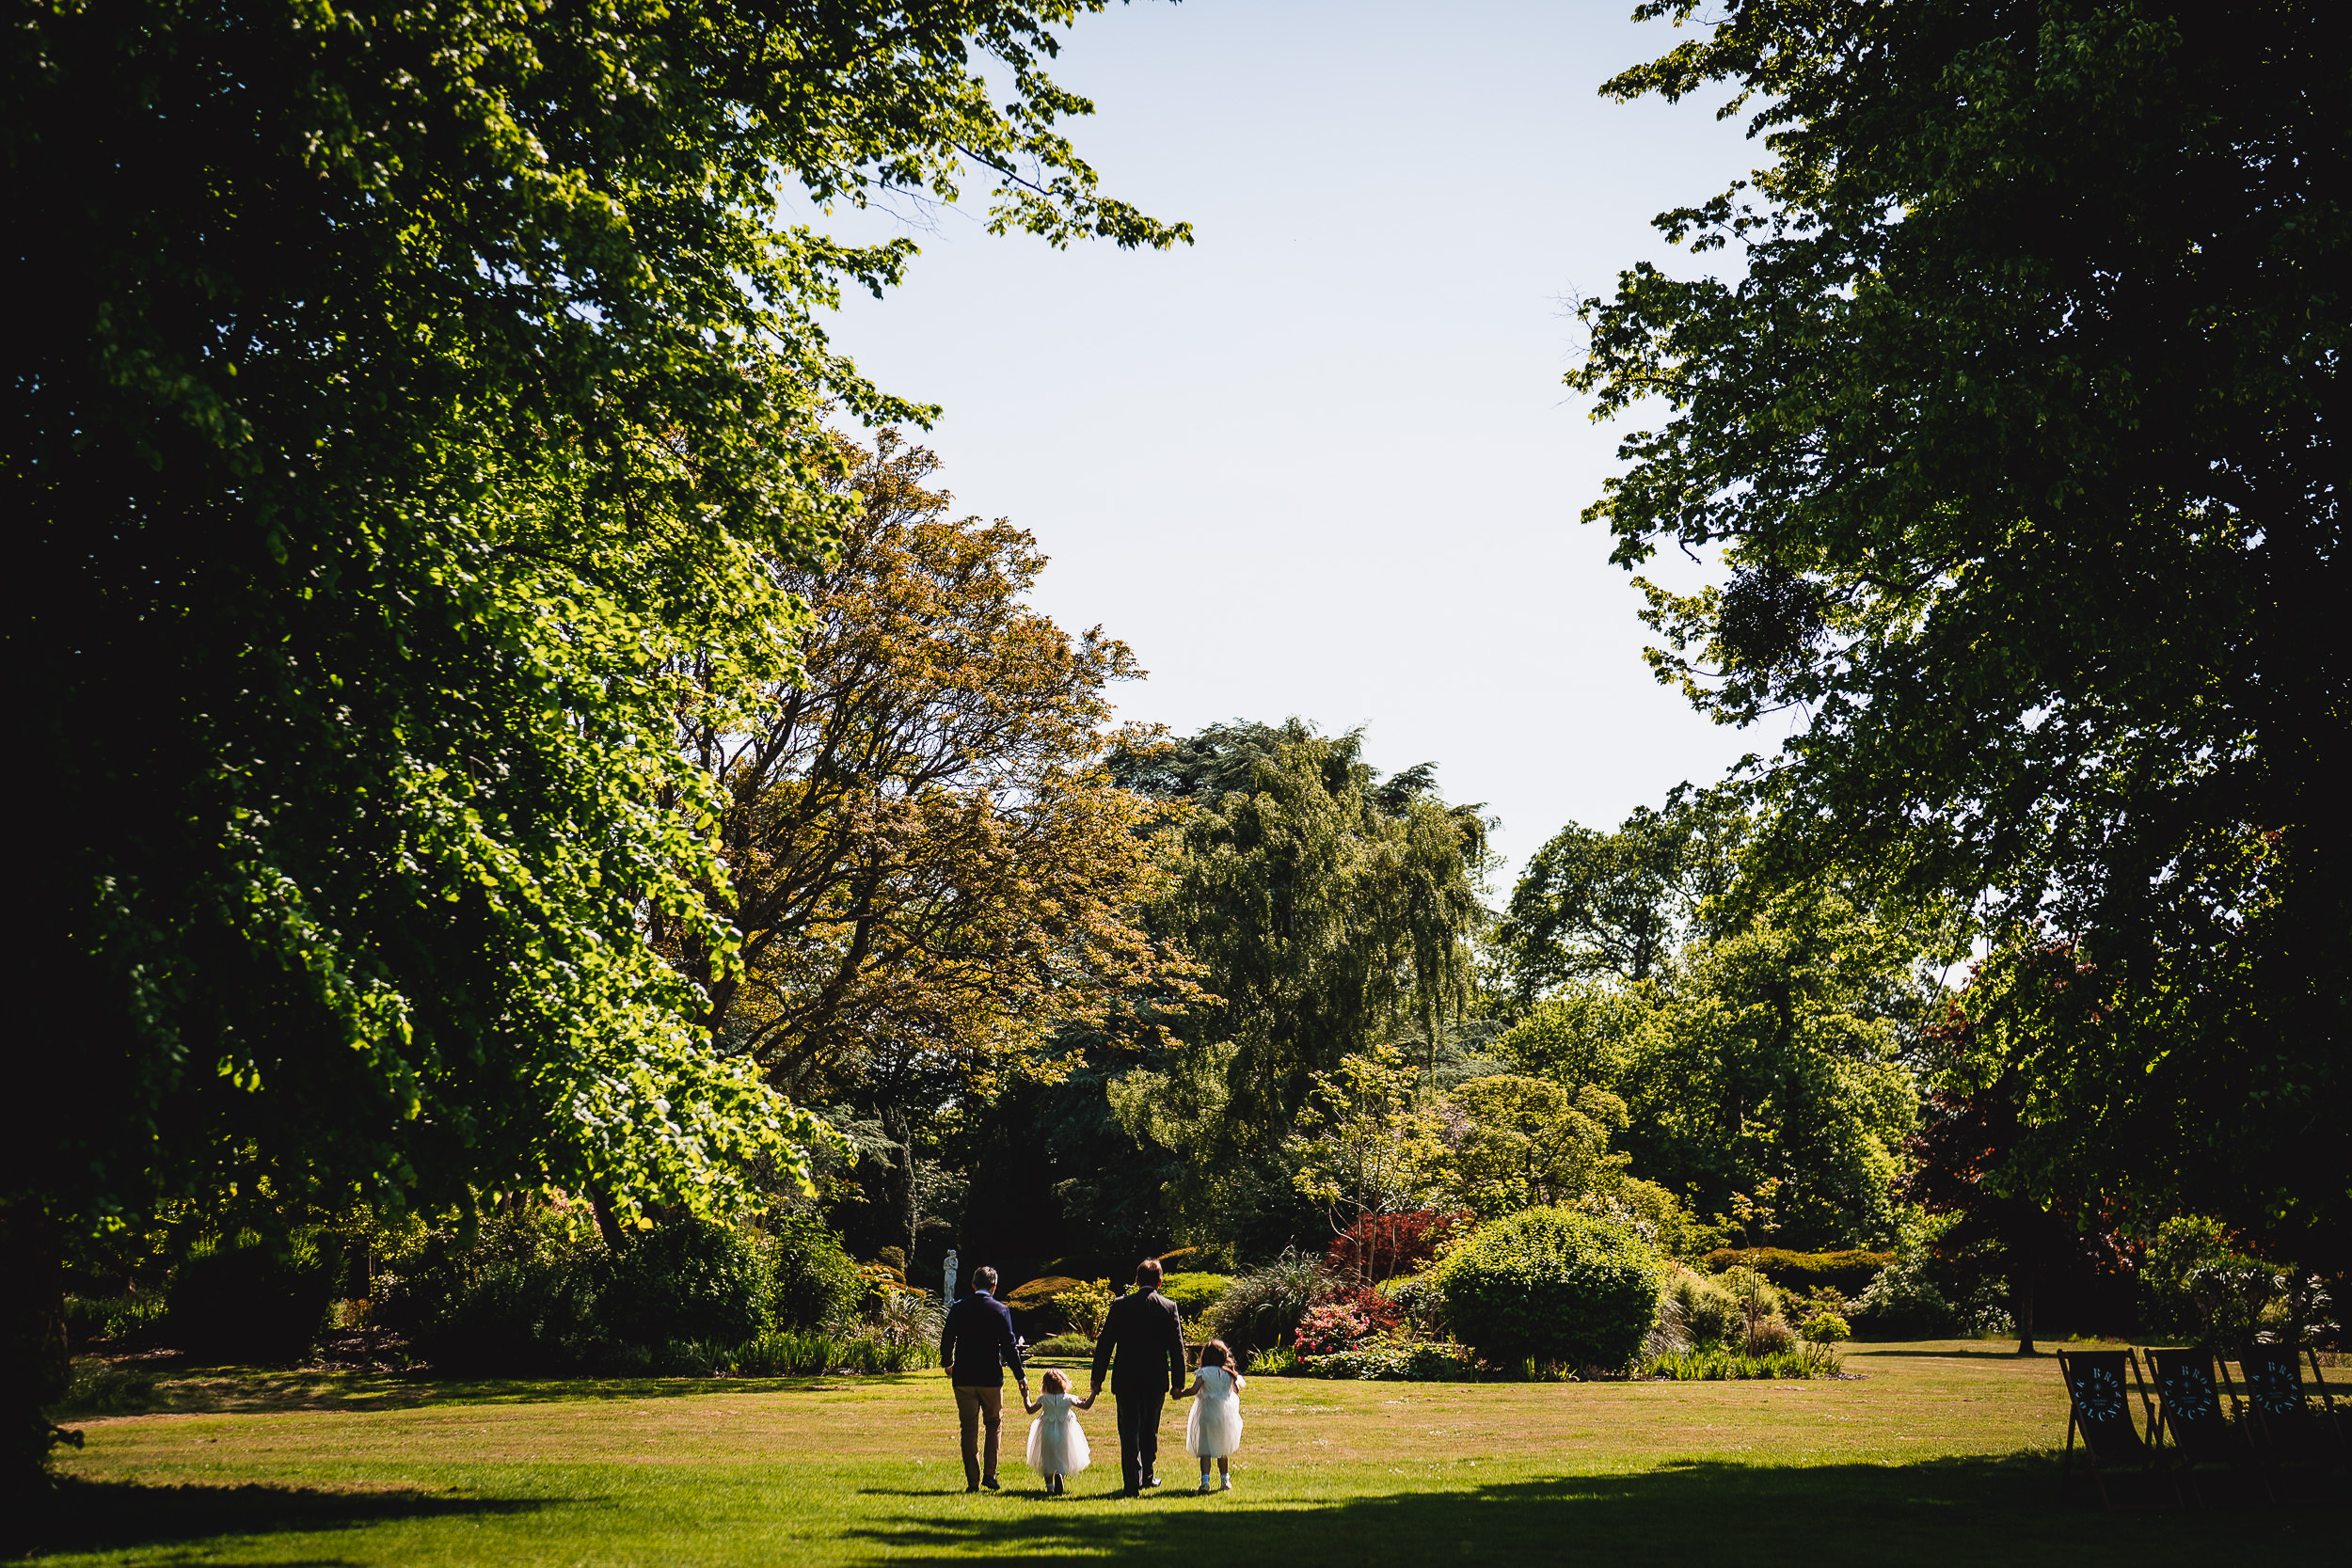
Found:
[815,0,1789,888]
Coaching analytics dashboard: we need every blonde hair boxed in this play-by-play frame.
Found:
[1199,1338,1233,1370]
[1041,1368,1071,1394]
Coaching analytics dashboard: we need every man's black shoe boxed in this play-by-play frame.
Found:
[964,1482,978,1493]
[981,1479,1002,1491]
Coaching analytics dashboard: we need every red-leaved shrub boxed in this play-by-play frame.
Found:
[1325,1210,1472,1283]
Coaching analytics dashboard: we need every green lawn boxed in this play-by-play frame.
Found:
[24,1344,2342,1565]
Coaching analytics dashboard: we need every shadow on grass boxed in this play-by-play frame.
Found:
[20,1476,570,1559]
[849,1455,2344,1567]
[59,1366,917,1419]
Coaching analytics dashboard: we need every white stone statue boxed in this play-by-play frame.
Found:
[943,1247,960,1302]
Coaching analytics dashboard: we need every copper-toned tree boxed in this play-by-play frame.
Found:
[655,434,1186,1259]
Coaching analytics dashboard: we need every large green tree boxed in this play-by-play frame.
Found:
[1490,785,1745,1006]
[1574,2,2348,1262]
[5,0,1183,1497]
[1500,891,1925,1248]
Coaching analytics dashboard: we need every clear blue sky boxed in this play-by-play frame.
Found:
[813,0,1789,888]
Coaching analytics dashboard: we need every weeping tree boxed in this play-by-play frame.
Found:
[1108,721,1491,1253]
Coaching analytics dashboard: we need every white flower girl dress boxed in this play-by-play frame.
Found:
[1025,1390,1091,1481]
[1184,1364,1244,1459]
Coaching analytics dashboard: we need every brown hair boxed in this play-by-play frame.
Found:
[1136,1258,1163,1288]
[1041,1368,1071,1395]
[1199,1338,1233,1369]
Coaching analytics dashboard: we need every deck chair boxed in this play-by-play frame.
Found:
[2146,1346,2267,1505]
[2235,1344,2346,1469]
[2056,1348,2172,1511]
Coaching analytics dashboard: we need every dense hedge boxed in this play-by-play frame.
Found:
[769,1214,864,1331]
[1701,1248,1894,1297]
[1434,1208,1663,1369]
[166,1232,342,1364]
[382,1212,776,1373]
[1158,1273,1232,1322]
[598,1219,772,1348]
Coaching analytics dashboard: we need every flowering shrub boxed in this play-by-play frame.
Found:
[1314,1281,1406,1339]
[1311,1341,1479,1381]
[1294,1301,1373,1356]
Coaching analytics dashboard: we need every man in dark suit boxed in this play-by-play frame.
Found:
[1089,1257,1188,1496]
[938,1264,1026,1491]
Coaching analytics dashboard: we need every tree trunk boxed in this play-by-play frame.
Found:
[2014,1271,2038,1356]
[880,1102,918,1272]
[1,1203,72,1521]
[587,1191,629,1253]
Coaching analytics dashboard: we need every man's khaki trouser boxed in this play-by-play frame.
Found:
[953,1385,1005,1485]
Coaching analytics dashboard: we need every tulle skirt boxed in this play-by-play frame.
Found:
[1184,1393,1244,1458]
[1026,1413,1090,1477]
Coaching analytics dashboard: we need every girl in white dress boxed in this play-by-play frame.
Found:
[1178,1338,1247,1492]
[1021,1369,1095,1496]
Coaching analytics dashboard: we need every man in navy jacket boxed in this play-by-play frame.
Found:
[938,1264,1027,1491]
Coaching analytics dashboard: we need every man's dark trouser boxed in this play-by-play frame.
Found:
[1114,1388,1165,1493]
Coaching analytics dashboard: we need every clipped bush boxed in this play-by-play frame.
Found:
[1209,1249,1321,1354]
[1702,1248,1894,1298]
[1026,1333,1096,1358]
[768,1214,863,1331]
[1158,1272,1232,1321]
[598,1218,773,1349]
[52,1359,162,1416]
[1433,1207,1663,1370]
[166,1231,341,1364]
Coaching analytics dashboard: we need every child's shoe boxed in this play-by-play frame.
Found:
[1220,1475,1233,1491]
[1197,1477,1215,1493]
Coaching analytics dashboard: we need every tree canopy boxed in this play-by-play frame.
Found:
[1575,0,2348,1263]
[11,0,1184,1242]
[655,431,1183,1260]
[8,0,1182,1489]
[1490,785,1745,1002]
